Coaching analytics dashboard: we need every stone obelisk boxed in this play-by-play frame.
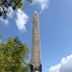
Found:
[30,11,42,72]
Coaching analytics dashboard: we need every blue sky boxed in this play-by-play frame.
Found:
[0,0,72,72]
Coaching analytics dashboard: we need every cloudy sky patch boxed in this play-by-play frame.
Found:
[15,9,29,31]
[48,55,72,72]
[34,0,49,11]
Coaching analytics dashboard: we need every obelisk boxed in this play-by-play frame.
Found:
[30,11,42,72]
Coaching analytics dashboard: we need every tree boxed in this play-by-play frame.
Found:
[0,0,33,19]
[0,37,29,72]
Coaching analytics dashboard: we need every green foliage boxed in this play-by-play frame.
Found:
[0,0,33,19]
[0,0,24,19]
[0,37,29,72]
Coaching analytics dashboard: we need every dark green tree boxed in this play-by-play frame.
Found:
[0,0,33,18]
[0,37,29,72]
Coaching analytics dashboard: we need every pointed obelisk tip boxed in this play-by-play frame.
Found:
[34,11,38,15]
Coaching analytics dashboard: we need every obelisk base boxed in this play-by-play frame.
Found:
[30,64,42,72]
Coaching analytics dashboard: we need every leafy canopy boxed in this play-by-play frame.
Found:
[0,37,29,72]
[0,0,33,18]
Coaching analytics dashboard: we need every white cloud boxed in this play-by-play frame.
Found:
[7,7,29,31]
[0,7,29,32]
[48,55,72,72]
[48,64,61,72]
[34,0,49,11]
[15,9,29,31]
